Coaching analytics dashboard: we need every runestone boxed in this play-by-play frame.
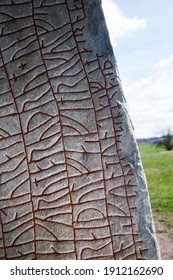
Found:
[0,0,160,260]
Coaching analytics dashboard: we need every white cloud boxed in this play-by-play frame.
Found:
[102,1,172,139]
[102,0,147,47]
[153,54,173,69]
[123,54,173,138]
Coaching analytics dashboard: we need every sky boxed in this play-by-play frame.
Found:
[102,0,173,139]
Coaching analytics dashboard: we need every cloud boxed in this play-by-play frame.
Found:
[123,54,173,138]
[102,1,172,139]
[102,0,147,47]
[154,54,173,69]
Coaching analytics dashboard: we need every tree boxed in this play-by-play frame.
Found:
[156,130,173,151]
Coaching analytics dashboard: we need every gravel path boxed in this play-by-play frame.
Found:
[157,232,173,260]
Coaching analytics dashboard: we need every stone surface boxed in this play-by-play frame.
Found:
[0,0,160,260]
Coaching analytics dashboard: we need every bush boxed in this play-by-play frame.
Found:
[156,130,173,151]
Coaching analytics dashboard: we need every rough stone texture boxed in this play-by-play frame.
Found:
[0,0,160,260]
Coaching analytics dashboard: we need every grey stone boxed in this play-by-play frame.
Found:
[0,0,160,260]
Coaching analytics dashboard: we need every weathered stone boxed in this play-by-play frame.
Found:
[0,0,160,260]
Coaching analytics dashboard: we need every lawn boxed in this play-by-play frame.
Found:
[138,143,173,231]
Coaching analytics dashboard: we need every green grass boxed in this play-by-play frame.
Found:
[139,143,173,213]
[138,143,173,232]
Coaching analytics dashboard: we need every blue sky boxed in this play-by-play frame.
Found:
[102,0,173,138]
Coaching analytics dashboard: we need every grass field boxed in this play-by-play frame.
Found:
[138,143,173,231]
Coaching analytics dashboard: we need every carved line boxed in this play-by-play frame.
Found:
[31,0,77,258]
[96,55,143,259]
[0,49,37,259]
